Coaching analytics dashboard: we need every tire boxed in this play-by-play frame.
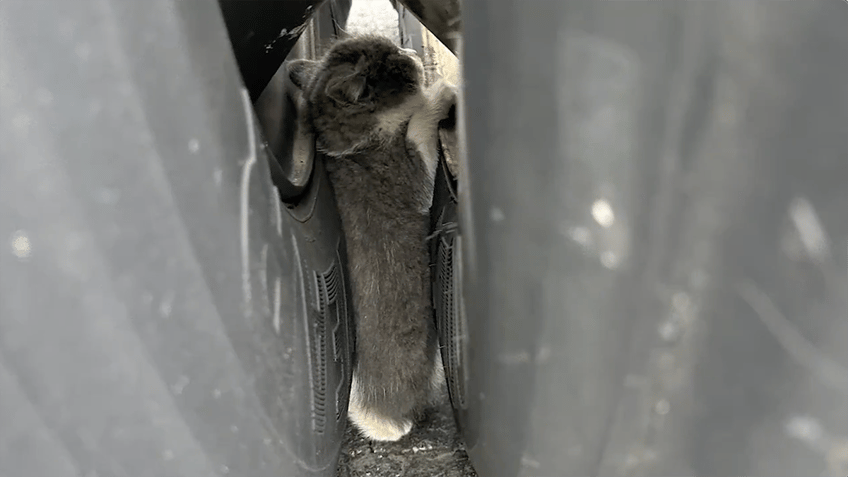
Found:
[0,1,352,476]
[457,1,848,476]
[429,132,471,438]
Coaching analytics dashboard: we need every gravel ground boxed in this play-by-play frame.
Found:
[346,0,401,43]
[336,2,477,477]
[336,395,477,477]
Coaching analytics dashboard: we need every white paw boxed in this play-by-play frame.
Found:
[431,345,446,391]
[348,375,413,442]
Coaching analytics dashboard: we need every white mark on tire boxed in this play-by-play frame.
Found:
[260,243,269,298]
[672,292,691,313]
[170,375,190,395]
[159,291,174,318]
[292,230,314,391]
[591,198,615,228]
[786,415,824,444]
[273,276,282,335]
[738,279,848,395]
[658,320,680,342]
[566,225,592,248]
[272,186,283,237]
[520,454,541,469]
[239,88,257,304]
[10,230,32,259]
[600,251,619,269]
[489,207,505,223]
[789,196,830,263]
[497,351,531,365]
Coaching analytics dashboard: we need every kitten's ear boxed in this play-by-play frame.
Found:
[325,73,367,105]
[286,59,319,91]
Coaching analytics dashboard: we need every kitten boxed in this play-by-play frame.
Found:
[286,35,456,442]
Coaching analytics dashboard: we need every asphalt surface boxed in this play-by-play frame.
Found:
[336,2,477,476]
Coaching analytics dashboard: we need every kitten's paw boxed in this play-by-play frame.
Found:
[431,346,446,389]
[427,81,457,118]
[348,404,413,442]
[348,376,414,442]
[428,346,448,403]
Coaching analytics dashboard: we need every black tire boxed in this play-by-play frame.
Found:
[1,1,352,476]
[429,135,470,437]
[457,1,848,476]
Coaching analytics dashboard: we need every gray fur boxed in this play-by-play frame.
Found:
[286,35,443,441]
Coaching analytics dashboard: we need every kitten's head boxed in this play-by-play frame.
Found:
[286,35,425,156]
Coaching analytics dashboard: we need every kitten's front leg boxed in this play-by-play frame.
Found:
[347,373,414,442]
[347,335,445,442]
[429,80,461,178]
[406,80,459,195]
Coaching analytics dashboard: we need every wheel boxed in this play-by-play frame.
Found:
[0,1,352,476]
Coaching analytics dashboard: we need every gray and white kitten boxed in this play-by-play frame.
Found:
[286,35,456,441]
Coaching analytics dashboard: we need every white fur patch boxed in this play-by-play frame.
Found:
[430,343,446,399]
[406,80,458,212]
[406,96,441,182]
[347,374,413,442]
[376,93,425,137]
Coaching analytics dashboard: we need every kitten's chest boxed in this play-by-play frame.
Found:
[325,146,429,240]
[326,141,425,206]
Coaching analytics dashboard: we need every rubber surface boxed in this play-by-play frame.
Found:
[218,0,327,101]
[458,1,848,476]
[1,1,352,476]
[429,143,469,433]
